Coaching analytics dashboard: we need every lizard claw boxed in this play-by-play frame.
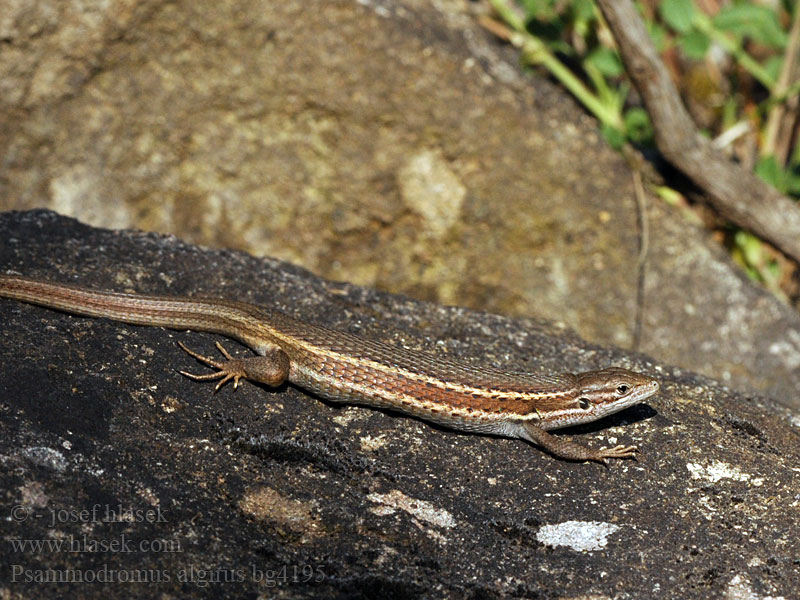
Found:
[596,445,639,464]
[177,341,248,392]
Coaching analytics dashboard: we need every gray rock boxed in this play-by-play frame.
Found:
[1,211,797,598]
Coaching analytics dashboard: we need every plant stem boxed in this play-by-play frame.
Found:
[489,0,624,130]
[691,13,776,90]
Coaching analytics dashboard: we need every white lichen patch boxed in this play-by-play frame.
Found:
[21,447,67,472]
[725,573,787,600]
[535,520,621,552]
[687,461,764,486]
[767,328,800,370]
[359,434,389,452]
[332,407,367,426]
[367,490,456,530]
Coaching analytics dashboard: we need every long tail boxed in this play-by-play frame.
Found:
[0,275,263,344]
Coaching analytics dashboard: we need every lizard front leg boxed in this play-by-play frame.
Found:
[519,422,638,464]
[177,341,290,390]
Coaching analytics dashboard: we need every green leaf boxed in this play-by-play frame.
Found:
[713,4,787,49]
[623,107,654,144]
[572,0,595,23]
[601,124,626,149]
[646,20,668,53]
[755,155,800,197]
[520,0,554,19]
[585,47,623,77]
[787,173,800,197]
[660,0,696,34]
[734,230,762,268]
[571,0,595,39]
[720,97,738,130]
[755,155,782,189]
[766,261,780,280]
[763,55,783,83]
[786,164,800,197]
[678,29,710,59]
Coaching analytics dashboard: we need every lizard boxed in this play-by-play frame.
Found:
[0,275,659,463]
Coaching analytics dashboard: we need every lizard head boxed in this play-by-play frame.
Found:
[530,367,659,431]
[571,367,659,423]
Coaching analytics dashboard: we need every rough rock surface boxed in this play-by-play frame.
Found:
[1,211,798,599]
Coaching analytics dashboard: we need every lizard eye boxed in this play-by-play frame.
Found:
[578,398,591,410]
[617,384,629,395]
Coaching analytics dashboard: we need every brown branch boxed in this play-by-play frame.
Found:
[763,3,800,162]
[595,0,800,265]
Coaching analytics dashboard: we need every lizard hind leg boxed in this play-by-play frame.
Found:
[177,341,290,391]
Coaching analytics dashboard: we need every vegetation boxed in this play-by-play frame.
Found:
[485,0,799,295]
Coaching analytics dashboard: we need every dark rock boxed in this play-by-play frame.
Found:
[1,211,797,598]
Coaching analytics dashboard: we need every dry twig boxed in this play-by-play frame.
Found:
[595,0,800,264]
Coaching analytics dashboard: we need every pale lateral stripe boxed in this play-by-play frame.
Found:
[292,363,524,422]
[255,322,576,403]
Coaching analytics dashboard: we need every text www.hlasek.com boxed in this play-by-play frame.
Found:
[9,534,181,554]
